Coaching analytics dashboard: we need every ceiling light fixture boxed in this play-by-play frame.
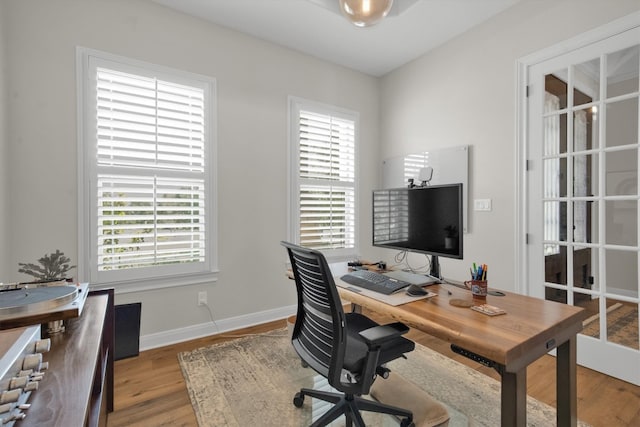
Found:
[339,0,394,27]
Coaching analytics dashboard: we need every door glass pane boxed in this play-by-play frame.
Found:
[580,295,601,339]
[546,287,567,303]
[544,113,567,155]
[573,153,598,196]
[545,244,567,287]
[544,201,567,243]
[606,98,639,147]
[574,58,600,105]
[607,45,639,98]
[605,299,639,350]
[573,246,594,289]
[545,72,568,109]
[605,149,638,196]
[573,201,598,244]
[574,107,599,151]
[576,244,600,293]
[605,200,638,246]
[605,248,639,299]
[544,158,567,197]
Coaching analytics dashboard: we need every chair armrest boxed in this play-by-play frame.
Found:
[359,322,409,347]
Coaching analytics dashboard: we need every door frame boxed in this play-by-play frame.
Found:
[516,12,640,385]
[515,11,640,296]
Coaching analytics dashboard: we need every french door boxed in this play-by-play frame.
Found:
[525,25,639,385]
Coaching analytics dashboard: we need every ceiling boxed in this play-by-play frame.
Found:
[152,0,522,76]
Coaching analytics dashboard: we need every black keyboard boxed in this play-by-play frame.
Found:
[340,270,409,295]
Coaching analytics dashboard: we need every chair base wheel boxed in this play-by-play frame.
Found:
[400,419,414,427]
[293,392,305,407]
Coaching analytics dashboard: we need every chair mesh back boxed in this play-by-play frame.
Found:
[282,242,344,378]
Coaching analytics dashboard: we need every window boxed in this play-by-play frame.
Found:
[77,48,216,289]
[289,98,357,258]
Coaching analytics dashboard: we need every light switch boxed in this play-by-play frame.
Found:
[474,199,492,211]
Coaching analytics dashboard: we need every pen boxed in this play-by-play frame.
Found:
[471,262,488,280]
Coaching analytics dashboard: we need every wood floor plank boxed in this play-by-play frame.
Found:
[107,314,640,427]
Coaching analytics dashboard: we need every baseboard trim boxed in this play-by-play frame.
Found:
[139,304,297,351]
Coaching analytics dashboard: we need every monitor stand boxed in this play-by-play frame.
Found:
[430,255,441,280]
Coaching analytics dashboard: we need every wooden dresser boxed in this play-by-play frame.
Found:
[20,289,114,427]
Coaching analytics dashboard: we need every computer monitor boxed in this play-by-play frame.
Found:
[372,183,463,278]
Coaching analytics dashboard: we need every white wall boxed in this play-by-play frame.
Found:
[1,0,380,344]
[378,0,640,291]
[0,0,7,278]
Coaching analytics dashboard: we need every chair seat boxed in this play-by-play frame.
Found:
[343,312,415,373]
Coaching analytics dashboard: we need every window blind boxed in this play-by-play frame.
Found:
[298,109,355,250]
[95,67,206,271]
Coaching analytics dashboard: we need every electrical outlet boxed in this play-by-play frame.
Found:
[198,291,207,306]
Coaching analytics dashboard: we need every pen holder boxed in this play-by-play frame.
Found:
[464,280,488,299]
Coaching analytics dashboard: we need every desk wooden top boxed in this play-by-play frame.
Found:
[338,283,586,372]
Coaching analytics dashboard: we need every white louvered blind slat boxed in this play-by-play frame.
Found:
[95,67,206,272]
[297,109,355,251]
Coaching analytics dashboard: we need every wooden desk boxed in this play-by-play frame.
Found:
[337,282,586,427]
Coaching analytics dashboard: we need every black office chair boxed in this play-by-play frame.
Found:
[281,241,415,427]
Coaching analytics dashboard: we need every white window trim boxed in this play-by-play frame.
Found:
[76,47,218,293]
[287,96,359,261]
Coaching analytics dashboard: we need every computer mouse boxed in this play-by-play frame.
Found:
[406,284,428,297]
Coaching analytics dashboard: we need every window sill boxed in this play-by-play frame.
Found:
[89,270,219,294]
[323,251,359,264]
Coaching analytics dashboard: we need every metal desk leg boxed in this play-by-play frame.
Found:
[501,369,527,427]
[556,337,578,427]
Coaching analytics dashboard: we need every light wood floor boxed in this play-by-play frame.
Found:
[108,312,640,427]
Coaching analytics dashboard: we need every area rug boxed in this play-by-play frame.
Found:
[582,303,639,349]
[178,329,588,427]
